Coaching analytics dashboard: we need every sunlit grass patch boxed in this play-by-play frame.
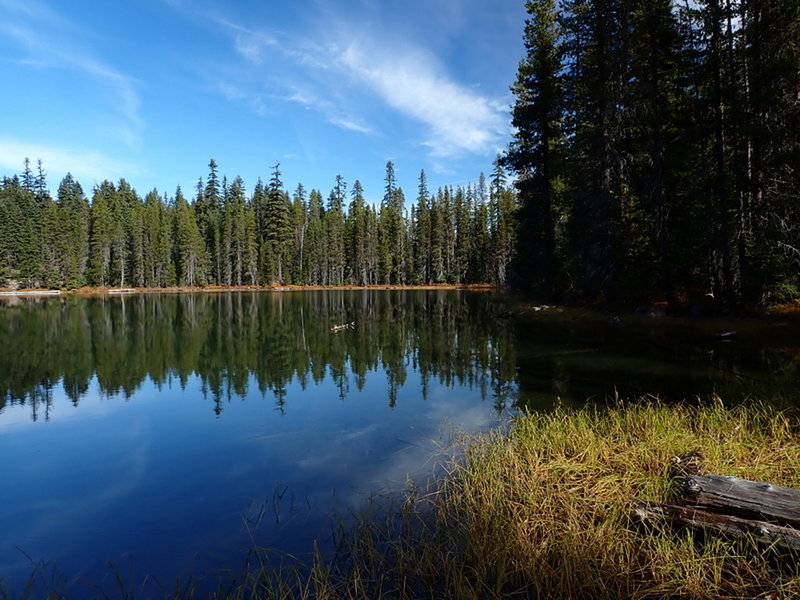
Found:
[304,399,800,600]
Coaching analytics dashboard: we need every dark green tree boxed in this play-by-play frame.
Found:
[173,186,205,286]
[505,0,564,297]
[262,163,292,284]
[57,173,90,288]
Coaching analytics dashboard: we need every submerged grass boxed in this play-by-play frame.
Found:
[290,399,800,600]
[7,400,800,599]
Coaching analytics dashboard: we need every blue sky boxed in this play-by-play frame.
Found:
[0,0,526,202]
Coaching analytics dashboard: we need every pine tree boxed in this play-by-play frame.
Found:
[619,0,683,300]
[429,190,446,283]
[21,158,34,193]
[305,189,325,285]
[263,163,292,284]
[111,179,136,287]
[470,175,491,283]
[173,186,205,286]
[347,180,369,286]
[379,161,407,283]
[562,0,630,299]
[413,170,432,284]
[57,173,90,288]
[453,186,471,283]
[129,199,146,287]
[89,181,116,286]
[290,184,307,284]
[505,0,564,296]
[324,175,347,285]
[224,176,252,286]
[736,0,800,302]
[194,159,222,284]
[41,197,63,287]
[490,158,517,285]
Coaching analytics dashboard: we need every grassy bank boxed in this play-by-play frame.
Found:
[261,400,800,600]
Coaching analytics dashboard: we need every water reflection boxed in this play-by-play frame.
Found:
[1,292,798,595]
[0,291,517,420]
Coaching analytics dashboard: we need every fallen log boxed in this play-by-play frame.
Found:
[678,474,800,529]
[632,454,800,550]
[633,499,800,551]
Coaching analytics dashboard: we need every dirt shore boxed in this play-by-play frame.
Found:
[0,283,500,296]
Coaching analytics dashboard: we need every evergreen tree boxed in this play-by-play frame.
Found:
[324,175,347,285]
[347,180,370,286]
[453,186,471,283]
[263,163,292,284]
[735,0,800,302]
[129,199,146,287]
[505,0,564,296]
[41,196,63,287]
[0,172,40,285]
[173,186,205,286]
[379,161,407,283]
[470,175,491,283]
[89,181,116,286]
[490,158,517,285]
[562,0,629,300]
[619,0,683,301]
[413,170,432,284]
[290,184,307,284]
[111,180,136,287]
[224,176,254,286]
[305,189,325,285]
[194,159,222,284]
[142,190,170,287]
[57,173,90,288]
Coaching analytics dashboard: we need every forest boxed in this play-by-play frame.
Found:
[0,159,517,290]
[1,1,799,308]
[506,0,799,308]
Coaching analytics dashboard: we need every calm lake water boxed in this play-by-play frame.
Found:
[1,291,798,596]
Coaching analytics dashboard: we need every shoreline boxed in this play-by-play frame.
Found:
[9,401,798,599]
[0,283,500,297]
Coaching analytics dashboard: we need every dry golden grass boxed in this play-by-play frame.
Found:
[294,399,800,600]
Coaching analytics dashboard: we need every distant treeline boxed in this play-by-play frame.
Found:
[0,291,517,418]
[0,159,517,289]
[506,0,799,307]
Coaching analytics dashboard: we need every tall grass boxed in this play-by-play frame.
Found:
[305,399,800,600]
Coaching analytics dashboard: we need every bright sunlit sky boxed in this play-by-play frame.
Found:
[0,0,527,202]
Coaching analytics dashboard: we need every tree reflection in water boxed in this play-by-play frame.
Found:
[0,290,518,420]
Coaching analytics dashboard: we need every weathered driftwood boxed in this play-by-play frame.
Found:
[632,454,800,550]
[633,499,800,551]
[678,474,800,529]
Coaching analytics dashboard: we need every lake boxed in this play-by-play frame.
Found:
[1,291,798,596]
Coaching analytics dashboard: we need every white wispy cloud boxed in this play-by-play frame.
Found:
[337,40,507,157]
[0,0,143,149]
[214,18,279,66]
[282,87,375,135]
[218,82,268,116]
[0,138,146,187]
[166,2,507,157]
[330,117,374,136]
